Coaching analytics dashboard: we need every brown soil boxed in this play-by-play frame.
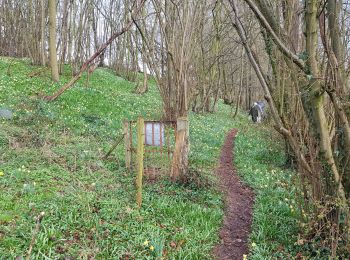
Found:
[213,129,255,260]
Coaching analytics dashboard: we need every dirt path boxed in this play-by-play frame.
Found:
[213,129,255,260]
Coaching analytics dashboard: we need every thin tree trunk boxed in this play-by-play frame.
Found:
[233,48,244,118]
[48,0,59,82]
[40,0,46,66]
[59,0,69,74]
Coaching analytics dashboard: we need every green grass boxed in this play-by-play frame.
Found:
[234,124,305,259]
[0,57,303,259]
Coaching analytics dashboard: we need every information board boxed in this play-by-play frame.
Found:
[145,122,164,146]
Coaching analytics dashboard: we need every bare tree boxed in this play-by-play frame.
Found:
[48,0,59,82]
[227,0,350,254]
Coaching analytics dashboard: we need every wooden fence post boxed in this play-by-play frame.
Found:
[171,117,189,180]
[136,117,145,208]
[124,120,131,172]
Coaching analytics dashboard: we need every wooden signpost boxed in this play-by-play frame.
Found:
[136,117,145,208]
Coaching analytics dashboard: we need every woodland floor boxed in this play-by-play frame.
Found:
[213,129,255,260]
[1,58,303,258]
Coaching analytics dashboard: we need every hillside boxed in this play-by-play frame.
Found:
[0,57,301,259]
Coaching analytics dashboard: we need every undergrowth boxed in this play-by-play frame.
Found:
[0,57,303,259]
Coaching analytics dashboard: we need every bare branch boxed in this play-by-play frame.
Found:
[241,0,306,71]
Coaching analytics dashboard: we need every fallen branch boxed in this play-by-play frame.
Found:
[26,211,45,260]
[43,0,147,101]
[103,134,125,159]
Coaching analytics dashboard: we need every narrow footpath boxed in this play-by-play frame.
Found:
[213,129,255,260]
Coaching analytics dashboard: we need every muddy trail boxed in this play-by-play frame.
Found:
[213,129,255,260]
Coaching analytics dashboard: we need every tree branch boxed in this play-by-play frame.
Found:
[242,0,306,71]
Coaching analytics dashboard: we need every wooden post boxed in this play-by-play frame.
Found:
[171,117,189,180]
[124,120,131,172]
[136,117,145,208]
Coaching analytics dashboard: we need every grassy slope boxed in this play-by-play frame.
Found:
[0,57,301,259]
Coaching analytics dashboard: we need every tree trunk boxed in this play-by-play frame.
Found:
[171,117,189,181]
[48,0,59,82]
[59,0,69,74]
[40,0,46,66]
[305,0,345,199]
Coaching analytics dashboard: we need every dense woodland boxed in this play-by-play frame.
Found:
[1,0,350,258]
